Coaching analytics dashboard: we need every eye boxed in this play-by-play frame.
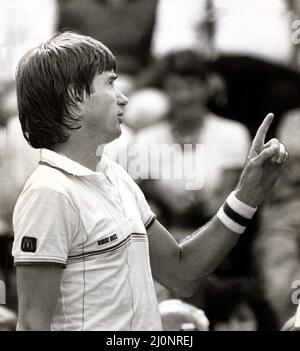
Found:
[109,78,116,87]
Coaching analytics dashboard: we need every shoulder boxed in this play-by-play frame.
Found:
[13,166,79,229]
[18,164,76,203]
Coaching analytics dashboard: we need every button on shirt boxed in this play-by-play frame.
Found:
[12,149,161,331]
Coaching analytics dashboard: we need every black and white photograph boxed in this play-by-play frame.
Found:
[0,0,300,338]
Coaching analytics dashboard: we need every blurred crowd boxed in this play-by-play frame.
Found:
[1,0,300,331]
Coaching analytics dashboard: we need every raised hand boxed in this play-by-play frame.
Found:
[235,113,288,207]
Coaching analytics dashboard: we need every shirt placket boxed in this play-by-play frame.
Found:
[98,171,134,238]
[108,171,137,230]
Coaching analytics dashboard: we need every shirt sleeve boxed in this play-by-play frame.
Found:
[12,187,78,268]
[131,180,157,230]
[113,162,156,230]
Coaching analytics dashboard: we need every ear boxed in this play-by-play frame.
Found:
[66,85,86,120]
[68,85,83,102]
[67,85,86,112]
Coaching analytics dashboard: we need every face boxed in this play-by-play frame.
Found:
[78,70,128,145]
[164,74,207,108]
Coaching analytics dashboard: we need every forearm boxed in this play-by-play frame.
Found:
[179,216,239,281]
[16,265,62,331]
[179,183,260,279]
[149,189,256,297]
[17,312,52,331]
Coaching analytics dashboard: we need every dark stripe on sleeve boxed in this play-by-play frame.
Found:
[223,202,251,227]
[14,261,66,269]
[145,216,156,231]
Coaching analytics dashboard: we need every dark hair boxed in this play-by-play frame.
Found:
[16,31,116,149]
[161,50,208,82]
[139,50,209,90]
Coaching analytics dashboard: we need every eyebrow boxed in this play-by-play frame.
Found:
[108,73,118,81]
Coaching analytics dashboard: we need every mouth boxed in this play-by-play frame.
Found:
[118,113,124,124]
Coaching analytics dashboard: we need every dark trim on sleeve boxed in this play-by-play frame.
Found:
[14,261,66,269]
[145,215,156,231]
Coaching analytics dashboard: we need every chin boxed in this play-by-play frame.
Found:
[113,126,122,139]
[116,124,123,136]
[106,128,122,144]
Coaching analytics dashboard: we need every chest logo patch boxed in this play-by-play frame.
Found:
[21,236,37,253]
[97,234,118,246]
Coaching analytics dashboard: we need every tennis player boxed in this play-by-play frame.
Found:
[12,32,288,331]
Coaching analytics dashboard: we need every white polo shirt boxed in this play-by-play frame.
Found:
[12,149,162,331]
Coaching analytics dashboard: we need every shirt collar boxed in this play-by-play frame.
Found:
[39,148,110,178]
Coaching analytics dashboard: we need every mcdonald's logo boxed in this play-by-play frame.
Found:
[0,280,5,304]
[21,236,37,253]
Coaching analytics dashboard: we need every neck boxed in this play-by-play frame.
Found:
[53,134,106,172]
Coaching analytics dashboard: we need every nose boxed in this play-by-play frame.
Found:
[116,87,129,106]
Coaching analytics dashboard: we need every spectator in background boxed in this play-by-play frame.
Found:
[134,50,250,233]
[253,109,300,326]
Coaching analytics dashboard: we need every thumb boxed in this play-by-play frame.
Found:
[252,145,278,166]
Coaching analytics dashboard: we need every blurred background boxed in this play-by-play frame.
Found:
[1,0,300,331]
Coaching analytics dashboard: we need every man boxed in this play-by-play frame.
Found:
[12,32,288,331]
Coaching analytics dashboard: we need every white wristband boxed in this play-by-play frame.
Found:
[227,191,257,218]
[217,191,257,234]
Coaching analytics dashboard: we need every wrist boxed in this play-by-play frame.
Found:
[217,191,257,234]
[235,184,263,208]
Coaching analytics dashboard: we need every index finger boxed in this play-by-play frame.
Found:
[253,113,274,148]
